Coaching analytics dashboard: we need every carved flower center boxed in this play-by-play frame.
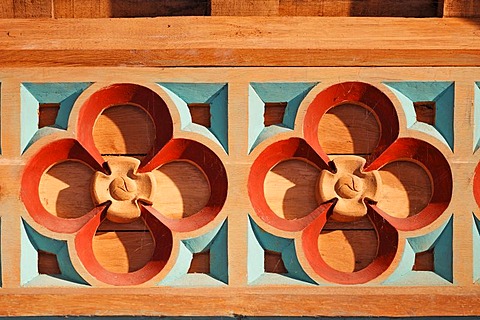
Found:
[317,156,382,222]
[335,175,364,199]
[109,177,138,201]
[92,157,156,223]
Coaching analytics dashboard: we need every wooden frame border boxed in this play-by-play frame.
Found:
[0,17,479,316]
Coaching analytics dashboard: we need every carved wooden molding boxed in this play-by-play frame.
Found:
[0,17,477,317]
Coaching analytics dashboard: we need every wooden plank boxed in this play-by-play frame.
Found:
[3,287,480,316]
[38,250,61,275]
[38,103,60,128]
[211,0,279,16]
[443,0,480,17]
[0,18,478,67]
[12,0,52,18]
[52,0,110,18]
[188,252,210,273]
[264,102,287,126]
[53,0,210,18]
[0,1,14,18]
[188,103,211,127]
[108,0,211,17]
[278,0,441,17]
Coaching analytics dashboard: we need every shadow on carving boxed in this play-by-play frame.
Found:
[39,160,95,219]
[318,103,380,155]
[152,161,211,219]
[92,104,155,156]
[319,217,377,273]
[93,219,154,273]
[377,160,432,218]
[264,159,320,220]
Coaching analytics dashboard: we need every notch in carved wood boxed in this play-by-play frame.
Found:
[188,103,211,127]
[264,102,287,126]
[413,249,434,271]
[38,103,60,128]
[264,250,287,273]
[413,101,436,125]
[188,251,210,273]
[38,250,61,275]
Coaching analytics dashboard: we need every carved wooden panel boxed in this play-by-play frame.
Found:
[0,17,478,317]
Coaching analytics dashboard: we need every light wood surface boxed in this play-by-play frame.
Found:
[0,18,477,67]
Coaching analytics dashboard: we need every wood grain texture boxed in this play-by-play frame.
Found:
[11,0,52,18]
[52,0,110,18]
[377,161,432,219]
[278,0,442,17]
[38,103,60,128]
[318,229,377,273]
[92,231,154,273]
[443,0,480,17]
[0,18,478,67]
[211,0,279,16]
[93,105,155,155]
[318,103,380,154]
[188,103,211,127]
[152,161,211,219]
[264,102,287,126]
[264,159,320,220]
[39,160,95,219]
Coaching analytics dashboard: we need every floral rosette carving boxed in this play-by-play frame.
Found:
[21,83,227,286]
[248,82,452,284]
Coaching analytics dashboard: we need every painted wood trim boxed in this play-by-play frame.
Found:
[0,18,478,67]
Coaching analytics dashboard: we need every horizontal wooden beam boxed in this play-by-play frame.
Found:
[0,17,478,67]
[1,287,480,316]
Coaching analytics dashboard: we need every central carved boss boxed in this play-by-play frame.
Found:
[317,156,382,222]
[92,157,156,223]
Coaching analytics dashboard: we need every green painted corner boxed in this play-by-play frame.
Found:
[157,83,228,152]
[384,81,454,150]
[20,82,92,153]
[248,82,317,153]
[384,217,453,285]
[21,220,87,286]
[248,217,314,285]
[160,221,228,286]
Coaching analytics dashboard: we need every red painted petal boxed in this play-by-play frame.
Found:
[474,162,480,208]
[140,139,227,233]
[249,137,331,232]
[21,138,105,233]
[305,82,399,159]
[77,84,173,163]
[75,206,173,286]
[366,138,452,231]
[302,205,398,284]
